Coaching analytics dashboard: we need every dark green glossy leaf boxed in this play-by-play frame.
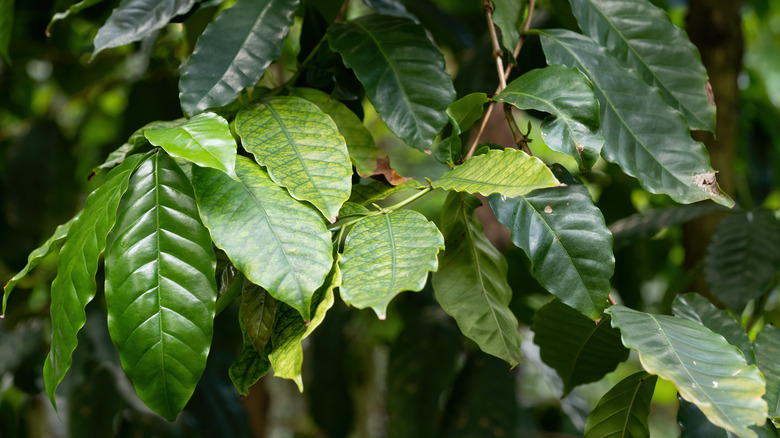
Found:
[192,156,332,320]
[339,210,444,319]
[43,154,145,409]
[434,93,489,164]
[386,310,463,437]
[105,151,217,421]
[755,325,780,420]
[672,293,754,365]
[293,87,386,179]
[3,215,76,315]
[242,278,277,355]
[705,210,780,312]
[583,372,656,438]
[93,0,196,56]
[235,96,352,221]
[679,399,779,438]
[610,305,768,437]
[432,192,522,366]
[432,149,558,198]
[609,203,728,249]
[495,65,603,170]
[532,299,628,395]
[269,261,339,390]
[489,166,613,319]
[144,112,238,180]
[492,0,525,53]
[229,304,272,396]
[179,0,300,115]
[439,354,517,437]
[569,0,715,132]
[328,14,455,151]
[539,29,732,207]
[348,179,421,206]
[362,0,417,21]
[0,0,12,63]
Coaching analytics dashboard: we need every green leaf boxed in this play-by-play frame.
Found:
[328,14,456,151]
[431,192,522,366]
[672,293,755,365]
[268,259,339,391]
[434,93,490,164]
[569,0,716,132]
[348,179,420,206]
[610,305,768,437]
[386,311,463,437]
[92,119,187,176]
[362,0,417,22]
[339,210,444,319]
[0,0,13,63]
[48,0,104,35]
[144,112,238,181]
[609,203,728,249]
[43,154,145,409]
[539,29,732,207]
[532,299,629,396]
[755,325,780,420]
[192,156,333,320]
[292,87,387,179]
[93,0,196,57]
[179,0,300,115]
[235,96,352,221]
[3,215,76,315]
[104,151,217,421]
[491,0,525,54]
[495,65,603,170]
[705,210,780,313]
[242,278,277,355]
[583,372,657,438]
[678,399,779,438]
[432,149,558,198]
[489,166,613,319]
[229,304,272,396]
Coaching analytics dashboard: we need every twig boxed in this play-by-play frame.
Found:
[503,103,531,155]
[464,0,537,160]
[336,0,351,22]
[608,294,617,306]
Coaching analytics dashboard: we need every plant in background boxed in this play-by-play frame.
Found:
[2,0,780,436]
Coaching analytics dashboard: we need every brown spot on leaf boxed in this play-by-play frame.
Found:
[694,171,719,196]
[370,156,411,186]
[544,205,553,213]
[705,80,715,106]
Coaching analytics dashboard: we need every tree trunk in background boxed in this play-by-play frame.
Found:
[683,0,743,297]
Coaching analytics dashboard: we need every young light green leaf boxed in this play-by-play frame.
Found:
[610,305,768,438]
[0,0,13,63]
[755,325,780,420]
[489,165,613,319]
[432,192,522,366]
[93,0,196,57]
[3,215,76,315]
[229,304,272,396]
[583,372,657,438]
[340,210,444,319]
[144,112,238,180]
[192,156,333,320]
[705,210,780,313]
[432,149,558,198]
[43,154,145,409]
[491,0,525,55]
[268,260,339,391]
[328,15,456,151]
[539,29,733,207]
[242,278,277,355]
[672,293,755,365]
[235,96,352,221]
[348,179,421,206]
[179,0,300,115]
[292,87,388,178]
[105,151,217,421]
[387,311,463,437]
[678,399,779,438]
[495,65,603,170]
[532,299,628,396]
[569,0,716,132]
